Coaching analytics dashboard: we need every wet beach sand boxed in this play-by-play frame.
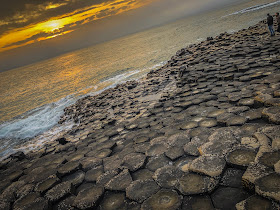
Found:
[0,19,280,209]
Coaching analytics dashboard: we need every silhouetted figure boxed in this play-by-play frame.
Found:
[267,13,275,36]
[276,12,280,32]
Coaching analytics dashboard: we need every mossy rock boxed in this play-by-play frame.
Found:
[177,173,218,195]
[255,173,280,202]
[226,149,257,169]
[141,189,182,210]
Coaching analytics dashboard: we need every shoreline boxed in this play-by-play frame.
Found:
[0,19,280,209]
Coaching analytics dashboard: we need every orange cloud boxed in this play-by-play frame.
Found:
[0,0,154,52]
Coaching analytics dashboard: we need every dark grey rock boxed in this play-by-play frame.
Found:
[96,170,119,186]
[45,182,75,202]
[211,187,251,210]
[153,166,183,189]
[13,192,40,210]
[226,149,257,169]
[85,166,104,182]
[258,151,280,168]
[141,189,182,210]
[105,169,132,191]
[35,176,60,194]
[56,195,76,210]
[126,180,160,203]
[62,170,85,187]
[255,173,280,202]
[98,192,126,210]
[262,107,280,124]
[177,173,218,195]
[132,169,154,181]
[189,155,226,177]
[182,195,214,210]
[57,161,81,178]
[73,185,104,209]
[220,168,245,188]
[122,153,146,172]
[165,146,184,160]
[146,155,171,172]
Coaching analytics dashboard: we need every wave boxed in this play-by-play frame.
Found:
[0,61,166,160]
[223,1,280,17]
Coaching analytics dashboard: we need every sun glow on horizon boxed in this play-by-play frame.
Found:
[0,0,155,52]
[42,20,63,32]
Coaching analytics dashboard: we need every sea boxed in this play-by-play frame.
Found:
[1,0,280,160]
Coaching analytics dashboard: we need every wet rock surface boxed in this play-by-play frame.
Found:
[1,19,280,209]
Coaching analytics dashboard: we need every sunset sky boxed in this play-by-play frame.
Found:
[0,0,155,52]
[0,0,240,71]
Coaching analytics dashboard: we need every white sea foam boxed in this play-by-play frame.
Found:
[223,1,280,17]
[0,95,76,140]
[89,61,166,96]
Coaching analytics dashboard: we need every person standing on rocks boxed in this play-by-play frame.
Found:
[267,13,275,36]
[276,12,280,33]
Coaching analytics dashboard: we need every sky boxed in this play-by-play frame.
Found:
[0,0,245,72]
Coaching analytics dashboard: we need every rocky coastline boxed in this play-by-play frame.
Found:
[0,19,280,209]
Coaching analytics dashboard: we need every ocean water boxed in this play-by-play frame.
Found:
[1,0,280,159]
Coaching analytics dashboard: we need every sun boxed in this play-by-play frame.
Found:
[42,20,63,32]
